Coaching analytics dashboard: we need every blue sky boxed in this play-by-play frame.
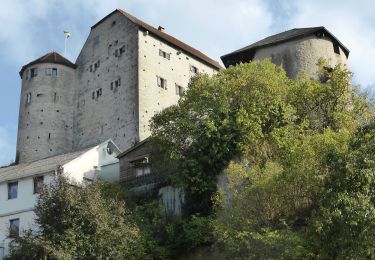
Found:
[0,0,374,166]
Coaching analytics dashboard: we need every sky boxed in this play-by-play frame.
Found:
[0,0,374,166]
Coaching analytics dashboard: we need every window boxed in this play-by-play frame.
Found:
[94,60,100,70]
[135,165,151,177]
[110,78,121,90]
[26,93,31,104]
[333,43,340,54]
[157,76,167,89]
[89,65,93,72]
[33,176,44,194]
[30,68,38,78]
[8,182,18,199]
[93,88,102,99]
[119,45,125,55]
[190,65,199,74]
[159,49,170,60]
[9,219,20,238]
[175,84,185,96]
[45,68,58,77]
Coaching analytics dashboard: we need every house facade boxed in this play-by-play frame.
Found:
[0,140,120,258]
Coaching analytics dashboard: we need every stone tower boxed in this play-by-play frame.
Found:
[221,27,349,78]
[16,52,76,163]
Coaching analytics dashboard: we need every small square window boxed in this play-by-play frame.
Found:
[30,68,38,78]
[52,68,58,77]
[157,76,167,89]
[333,43,340,54]
[8,182,18,199]
[9,218,20,238]
[175,84,185,96]
[45,68,52,76]
[26,93,31,104]
[159,49,170,60]
[135,165,151,177]
[190,65,199,74]
[119,45,125,54]
[33,176,44,194]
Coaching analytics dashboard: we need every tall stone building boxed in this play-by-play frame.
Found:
[16,9,221,164]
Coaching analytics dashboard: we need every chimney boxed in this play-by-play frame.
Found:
[158,26,165,32]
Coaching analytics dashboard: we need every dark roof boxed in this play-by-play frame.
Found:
[221,26,350,67]
[117,138,150,159]
[92,9,222,70]
[20,51,76,77]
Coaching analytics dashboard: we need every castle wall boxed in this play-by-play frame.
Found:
[16,63,75,163]
[138,31,218,140]
[73,12,139,152]
[254,35,348,78]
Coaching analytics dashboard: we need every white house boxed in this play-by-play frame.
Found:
[0,140,120,259]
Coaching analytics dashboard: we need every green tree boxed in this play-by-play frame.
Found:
[8,177,146,260]
[150,59,374,258]
[306,120,375,259]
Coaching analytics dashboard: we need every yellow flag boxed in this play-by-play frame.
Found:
[64,31,71,38]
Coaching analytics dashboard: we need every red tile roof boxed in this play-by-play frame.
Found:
[92,9,222,70]
[20,52,76,77]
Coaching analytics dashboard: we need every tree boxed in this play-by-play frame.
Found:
[306,120,375,259]
[151,60,294,216]
[8,177,146,260]
[150,59,374,258]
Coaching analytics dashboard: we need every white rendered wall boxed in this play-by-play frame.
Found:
[63,141,119,183]
[138,31,218,140]
[0,174,54,258]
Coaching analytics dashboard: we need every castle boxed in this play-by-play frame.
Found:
[1,8,349,258]
[16,9,221,164]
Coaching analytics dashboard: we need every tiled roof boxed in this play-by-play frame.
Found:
[92,9,222,70]
[0,149,89,183]
[19,51,76,77]
[221,27,350,66]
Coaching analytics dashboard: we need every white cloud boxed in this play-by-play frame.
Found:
[288,0,375,88]
[0,0,373,85]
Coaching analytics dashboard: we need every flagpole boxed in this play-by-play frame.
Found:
[63,31,71,57]
[64,35,67,56]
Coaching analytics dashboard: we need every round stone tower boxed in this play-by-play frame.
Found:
[221,27,349,79]
[16,52,76,163]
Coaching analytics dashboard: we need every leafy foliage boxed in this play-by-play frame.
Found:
[8,177,146,260]
[306,120,375,259]
[150,59,375,258]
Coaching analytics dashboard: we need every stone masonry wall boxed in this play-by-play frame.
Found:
[73,12,139,152]
[16,63,75,163]
[254,35,348,78]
